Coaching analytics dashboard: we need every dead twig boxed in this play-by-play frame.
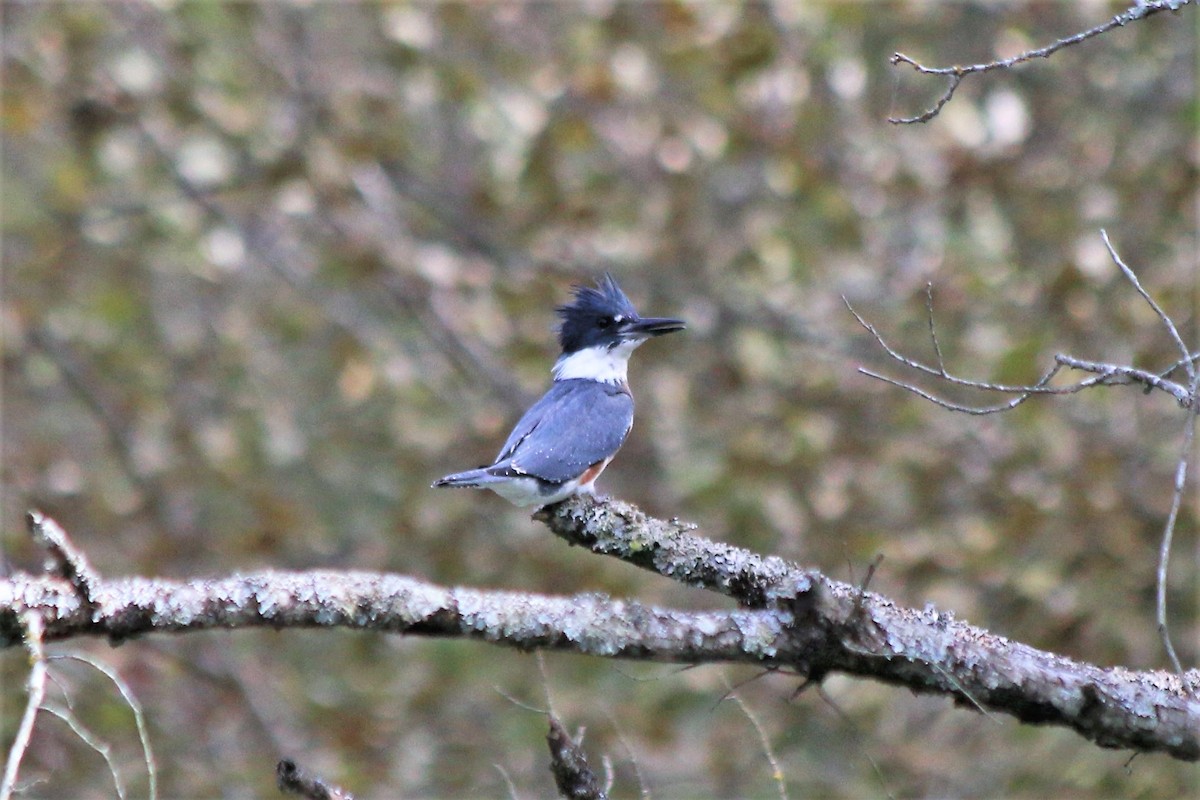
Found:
[49,654,158,800]
[40,704,126,799]
[845,293,1144,415]
[850,232,1197,673]
[1156,403,1196,676]
[889,1,1192,124]
[1101,229,1194,383]
[26,511,100,608]
[721,678,789,800]
[1,615,47,800]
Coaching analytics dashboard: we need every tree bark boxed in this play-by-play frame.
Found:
[2,497,1197,761]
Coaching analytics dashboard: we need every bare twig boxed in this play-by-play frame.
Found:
[925,284,947,371]
[889,1,1192,124]
[26,510,100,607]
[601,712,650,800]
[847,239,1195,409]
[850,233,1197,673]
[928,662,999,724]
[1102,229,1195,383]
[845,296,1154,414]
[722,680,788,800]
[50,654,157,800]
[1,615,47,800]
[1052,355,1192,406]
[40,703,126,799]
[1156,409,1196,675]
[494,764,522,800]
[1078,233,1196,676]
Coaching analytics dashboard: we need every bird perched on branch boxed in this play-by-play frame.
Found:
[433,274,685,507]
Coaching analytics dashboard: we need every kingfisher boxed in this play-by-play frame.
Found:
[433,274,685,507]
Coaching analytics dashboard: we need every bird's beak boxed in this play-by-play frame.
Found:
[621,316,686,338]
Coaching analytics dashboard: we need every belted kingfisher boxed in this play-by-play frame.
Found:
[433,274,685,507]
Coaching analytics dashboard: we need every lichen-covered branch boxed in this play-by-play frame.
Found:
[2,507,1198,762]
[0,569,787,664]
[536,495,1200,761]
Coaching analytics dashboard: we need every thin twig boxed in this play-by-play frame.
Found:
[929,663,999,724]
[1,615,47,800]
[493,686,548,715]
[722,680,788,800]
[1157,350,1200,381]
[602,712,651,800]
[494,764,522,800]
[1102,229,1195,384]
[853,555,885,623]
[40,704,126,799]
[712,668,778,711]
[1156,409,1195,675]
[888,1,1190,123]
[925,284,946,371]
[851,233,1198,674]
[847,297,1075,396]
[50,654,157,800]
[1052,355,1191,405]
[847,256,1194,411]
[26,510,100,607]
[888,70,962,125]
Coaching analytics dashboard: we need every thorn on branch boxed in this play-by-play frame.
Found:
[853,555,885,620]
[26,511,100,610]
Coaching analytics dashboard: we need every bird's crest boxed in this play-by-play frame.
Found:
[556,274,638,353]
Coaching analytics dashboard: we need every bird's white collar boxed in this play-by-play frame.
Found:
[552,340,642,384]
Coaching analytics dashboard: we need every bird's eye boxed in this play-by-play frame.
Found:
[596,316,614,329]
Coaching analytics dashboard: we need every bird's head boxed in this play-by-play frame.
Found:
[555,273,685,356]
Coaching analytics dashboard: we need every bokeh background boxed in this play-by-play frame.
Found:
[3,1,1198,797]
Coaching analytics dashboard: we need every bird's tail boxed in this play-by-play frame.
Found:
[432,467,501,489]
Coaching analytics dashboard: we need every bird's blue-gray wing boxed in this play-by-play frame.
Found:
[494,382,568,463]
[493,379,633,483]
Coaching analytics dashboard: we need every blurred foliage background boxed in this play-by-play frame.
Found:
[2,1,1197,797]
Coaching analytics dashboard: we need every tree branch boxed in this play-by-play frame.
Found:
[3,505,1198,762]
[1,614,46,800]
[848,233,1197,673]
[535,496,1200,760]
[888,0,1192,124]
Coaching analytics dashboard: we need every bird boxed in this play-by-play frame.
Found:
[432,274,685,507]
